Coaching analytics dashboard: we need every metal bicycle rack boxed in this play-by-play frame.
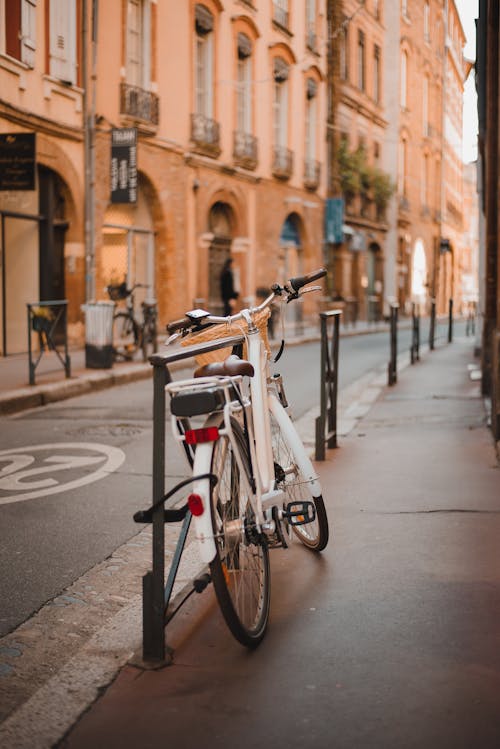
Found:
[27,300,71,385]
[140,333,245,664]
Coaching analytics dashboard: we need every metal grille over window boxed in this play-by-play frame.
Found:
[274,58,289,82]
[237,33,252,59]
[195,4,214,34]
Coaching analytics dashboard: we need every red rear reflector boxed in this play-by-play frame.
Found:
[188,493,204,516]
[185,427,219,444]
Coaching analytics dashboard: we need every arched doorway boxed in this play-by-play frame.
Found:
[208,201,235,313]
[279,213,304,331]
[367,242,383,321]
[101,174,156,315]
[0,165,70,354]
[411,239,427,308]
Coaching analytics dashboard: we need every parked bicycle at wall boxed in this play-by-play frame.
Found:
[147,268,329,647]
[106,282,158,362]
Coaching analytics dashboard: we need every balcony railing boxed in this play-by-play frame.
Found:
[304,159,320,190]
[120,83,159,125]
[272,146,293,179]
[190,113,221,157]
[233,131,258,170]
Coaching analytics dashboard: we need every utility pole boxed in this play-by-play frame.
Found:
[325,0,343,297]
[83,0,98,302]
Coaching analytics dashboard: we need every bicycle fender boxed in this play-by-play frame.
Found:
[191,443,217,563]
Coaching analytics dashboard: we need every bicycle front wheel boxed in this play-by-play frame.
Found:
[209,418,270,648]
[270,410,329,551]
[113,312,139,360]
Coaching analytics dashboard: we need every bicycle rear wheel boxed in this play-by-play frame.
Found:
[141,318,158,362]
[209,418,270,648]
[270,411,329,551]
[113,312,139,360]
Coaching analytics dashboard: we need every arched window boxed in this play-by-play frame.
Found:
[236,33,252,135]
[400,50,408,108]
[305,78,319,188]
[194,4,214,118]
[273,58,289,149]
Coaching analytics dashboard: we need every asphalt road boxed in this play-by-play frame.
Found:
[0,320,465,636]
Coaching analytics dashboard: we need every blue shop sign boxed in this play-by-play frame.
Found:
[325,198,344,244]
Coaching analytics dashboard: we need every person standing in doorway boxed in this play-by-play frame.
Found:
[220,257,239,315]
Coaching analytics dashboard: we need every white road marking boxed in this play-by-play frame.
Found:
[0,443,125,505]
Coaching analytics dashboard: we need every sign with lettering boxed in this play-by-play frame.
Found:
[0,133,36,190]
[110,128,137,203]
[325,198,344,244]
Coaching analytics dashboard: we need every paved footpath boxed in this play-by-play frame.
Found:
[59,336,500,749]
[2,335,499,749]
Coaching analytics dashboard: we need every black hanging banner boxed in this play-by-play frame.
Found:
[110,128,137,204]
[0,132,36,191]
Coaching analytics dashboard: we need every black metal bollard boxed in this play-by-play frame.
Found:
[315,310,341,461]
[388,303,399,385]
[448,298,453,343]
[429,299,436,351]
[410,302,420,364]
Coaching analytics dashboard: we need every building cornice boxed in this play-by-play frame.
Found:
[0,98,83,142]
[340,92,388,130]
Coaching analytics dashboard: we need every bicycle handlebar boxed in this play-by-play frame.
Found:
[166,267,327,336]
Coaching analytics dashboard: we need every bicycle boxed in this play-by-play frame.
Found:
[162,268,329,647]
[106,282,158,362]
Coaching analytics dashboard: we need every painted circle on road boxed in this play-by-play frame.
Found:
[0,443,126,505]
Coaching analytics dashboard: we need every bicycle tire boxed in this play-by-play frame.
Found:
[113,312,140,360]
[141,318,158,362]
[208,418,271,648]
[270,411,329,551]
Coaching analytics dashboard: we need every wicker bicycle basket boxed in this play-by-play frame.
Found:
[106,283,128,301]
[180,307,271,367]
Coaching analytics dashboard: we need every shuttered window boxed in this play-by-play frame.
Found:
[49,0,77,84]
[2,0,37,67]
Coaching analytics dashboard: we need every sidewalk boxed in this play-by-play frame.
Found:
[0,319,391,416]
[1,335,498,748]
[58,337,499,749]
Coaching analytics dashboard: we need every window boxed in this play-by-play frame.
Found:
[339,17,348,81]
[306,0,316,50]
[373,45,380,103]
[424,2,430,42]
[194,4,214,118]
[400,50,407,108]
[273,0,289,29]
[373,0,380,20]
[402,0,408,17]
[1,0,37,67]
[236,33,252,134]
[357,30,365,91]
[49,0,77,83]
[305,78,317,163]
[273,59,289,148]
[126,0,151,89]
[422,153,429,206]
[423,75,429,135]
[398,138,407,197]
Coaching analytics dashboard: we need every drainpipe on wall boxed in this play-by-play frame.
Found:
[83,0,98,302]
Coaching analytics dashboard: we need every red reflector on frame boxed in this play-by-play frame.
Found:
[187,493,204,516]
[185,427,219,444]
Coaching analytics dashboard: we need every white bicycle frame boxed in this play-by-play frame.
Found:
[167,307,322,565]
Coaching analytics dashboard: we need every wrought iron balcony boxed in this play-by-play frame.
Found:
[233,131,258,170]
[120,83,159,125]
[304,159,320,190]
[272,146,293,180]
[190,113,221,157]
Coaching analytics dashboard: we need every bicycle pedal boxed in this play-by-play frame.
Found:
[284,501,316,526]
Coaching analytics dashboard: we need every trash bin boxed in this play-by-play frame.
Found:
[82,302,115,368]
